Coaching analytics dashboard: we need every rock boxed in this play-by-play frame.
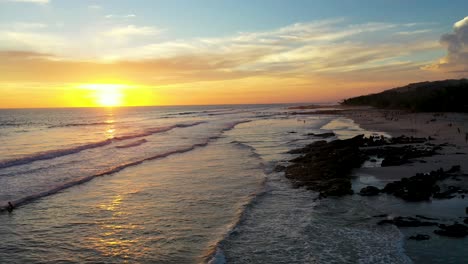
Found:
[378,216,438,227]
[363,143,441,167]
[285,135,366,197]
[285,134,449,199]
[381,155,406,167]
[464,218,468,225]
[408,234,431,241]
[415,215,438,220]
[434,223,468,238]
[307,132,335,138]
[447,165,461,173]
[359,186,380,196]
[273,165,286,172]
[381,167,462,201]
[372,214,388,218]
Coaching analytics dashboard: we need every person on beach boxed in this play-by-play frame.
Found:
[7,202,15,213]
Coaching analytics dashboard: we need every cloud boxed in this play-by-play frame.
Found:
[105,25,160,37]
[424,16,468,73]
[0,18,446,97]
[105,14,136,19]
[395,29,432,35]
[11,22,47,30]
[0,30,65,52]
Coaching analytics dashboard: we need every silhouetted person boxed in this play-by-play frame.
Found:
[7,202,14,213]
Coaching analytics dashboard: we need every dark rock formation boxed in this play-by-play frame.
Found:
[415,215,438,220]
[273,165,286,172]
[372,214,388,218]
[381,166,462,201]
[377,216,438,227]
[408,234,431,241]
[434,223,468,238]
[285,135,367,197]
[284,133,448,199]
[307,132,336,138]
[359,186,380,196]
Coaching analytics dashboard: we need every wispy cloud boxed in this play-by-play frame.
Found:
[105,25,161,37]
[395,29,432,35]
[0,18,447,99]
[105,14,136,19]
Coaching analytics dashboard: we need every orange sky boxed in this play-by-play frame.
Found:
[0,1,467,108]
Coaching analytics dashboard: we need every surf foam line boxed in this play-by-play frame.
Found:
[205,140,268,264]
[48,121,119,128]
[0,121,206,170]
[115,139,148,149]
[0,141,209,212]
[0,120,250,213]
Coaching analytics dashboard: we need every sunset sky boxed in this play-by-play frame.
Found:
[0,0,467,108]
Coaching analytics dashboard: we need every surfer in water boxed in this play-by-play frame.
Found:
[7,202,15,213]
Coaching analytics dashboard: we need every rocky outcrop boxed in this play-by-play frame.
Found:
[434,223,468,238]
[377,216,438,227]
[285,135,367,197]
[284,134,446,198]
[408,234,431,240]
[381,166,463,201]
[307,132,336,138]
[359,186,380,196]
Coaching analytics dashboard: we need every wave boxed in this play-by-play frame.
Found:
[0,140,212,212]
[0,122,29,127]
[48,121,116,128]
[205,139,267,264]
[164,108,236,117]
[0,119,248,212]
[113,122,205,140]
[221,120,250,132]
[115,139,148,149]
[0,139,113,170]
[206,176,269,264]
[229,140,262,160]
[0,121,205,170]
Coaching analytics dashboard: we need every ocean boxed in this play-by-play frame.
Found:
[0,105,416,263]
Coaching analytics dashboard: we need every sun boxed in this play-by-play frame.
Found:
[78,84,126,107]
[97,89,123,107]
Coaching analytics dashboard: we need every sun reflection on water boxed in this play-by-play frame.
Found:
[85,193,147,260]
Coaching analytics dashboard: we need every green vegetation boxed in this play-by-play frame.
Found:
[342,79,468,112]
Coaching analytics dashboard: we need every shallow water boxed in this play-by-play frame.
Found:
[0,105,464,263]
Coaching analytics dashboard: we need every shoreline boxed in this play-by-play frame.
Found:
[344,107,468,189]
[283,105,468,262]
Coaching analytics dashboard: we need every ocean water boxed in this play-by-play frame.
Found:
[0,105,445,263]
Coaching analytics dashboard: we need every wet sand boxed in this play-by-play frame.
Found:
[343,107,468,263]
[345,108,468,187]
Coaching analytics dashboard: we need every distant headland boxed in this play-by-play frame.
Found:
[342,79,468,112]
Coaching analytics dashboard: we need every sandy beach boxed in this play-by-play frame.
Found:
[285,104,468,262]
[345,108,468,185]
[343,107,468,263]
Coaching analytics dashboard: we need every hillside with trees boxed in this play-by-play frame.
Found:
[342,79,468,112]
